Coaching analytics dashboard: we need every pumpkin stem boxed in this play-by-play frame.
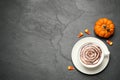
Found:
[103,25,110,32]
[103,26,106,29]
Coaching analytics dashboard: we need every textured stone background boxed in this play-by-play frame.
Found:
[0,0,120,80]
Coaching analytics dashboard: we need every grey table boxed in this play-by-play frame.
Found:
[0,0,120,80]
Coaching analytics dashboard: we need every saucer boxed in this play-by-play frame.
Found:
[71,37,110,75]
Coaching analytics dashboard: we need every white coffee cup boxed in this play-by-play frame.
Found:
[78,42,110,68]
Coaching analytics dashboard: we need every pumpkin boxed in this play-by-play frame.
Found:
[94,18,115,38]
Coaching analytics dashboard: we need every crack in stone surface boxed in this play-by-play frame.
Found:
[48,0,85,61]
[17,0,85,63]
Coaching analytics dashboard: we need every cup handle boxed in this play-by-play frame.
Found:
[104,50,110,57]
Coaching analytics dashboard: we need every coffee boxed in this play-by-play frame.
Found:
[80,43,102,65]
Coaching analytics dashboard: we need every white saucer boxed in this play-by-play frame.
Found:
[71,37,110,75]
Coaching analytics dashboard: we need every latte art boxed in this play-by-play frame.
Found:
[80,43,102,65]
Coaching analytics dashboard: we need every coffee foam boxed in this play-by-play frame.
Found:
[80,43,102,65]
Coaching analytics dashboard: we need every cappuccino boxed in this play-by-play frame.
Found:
[80,43,102,65]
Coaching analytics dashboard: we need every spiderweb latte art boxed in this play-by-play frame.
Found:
[80,43,102,65]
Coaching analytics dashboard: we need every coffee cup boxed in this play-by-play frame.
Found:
[79,42,109,68]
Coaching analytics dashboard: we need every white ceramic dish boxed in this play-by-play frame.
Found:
[71,37,110,75]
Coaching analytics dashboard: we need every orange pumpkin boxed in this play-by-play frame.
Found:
[94,18,115,38]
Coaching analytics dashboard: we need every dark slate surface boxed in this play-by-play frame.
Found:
[0,0,120,80]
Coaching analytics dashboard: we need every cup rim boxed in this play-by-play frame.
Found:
[78,42,104,68]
